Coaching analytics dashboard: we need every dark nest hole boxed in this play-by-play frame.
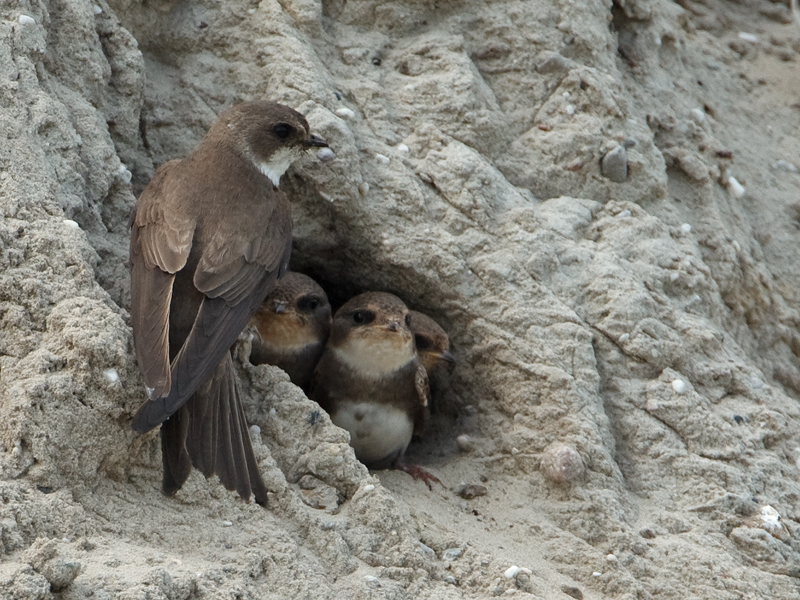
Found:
[278,172,467,469]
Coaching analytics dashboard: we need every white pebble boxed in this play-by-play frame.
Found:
[592,571,602,577]
[102,368,119,383]
[249,425,261,437]
[690,108,705,123]
[443,547,463,561]
[11,441,22,457]
[565,104,575,115]
[357,182,370,196]
[316,147,336,162]
[669,271,679,282]
[680,223,692,234]
[63,219,80,229]
[606,553,617,562]
[335,107,355,119]
[268,407,277,416]
[18,15,36,25]
[375,153,390,165]
[504,565,521,579]
[364,575,378,583]
[749,377,764,390]
[363,484,375,492]
[738,32,759,43]
[222,520,233,527]
[617,209,631,218]
[760,506,780,531]
[732,240,741,252]
[93,5,103,14]
[671,379,687,394]
[396,143,409,153]
[774,160,798,173]
[618,333,630,343]
[727,176,745,198]
[520,567,532,575]
[456,434,473,452]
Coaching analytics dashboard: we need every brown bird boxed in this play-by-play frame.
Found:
[129,100,328,504]
[309,292,440,487]
[407,310,455,376]
[249,271,332,391]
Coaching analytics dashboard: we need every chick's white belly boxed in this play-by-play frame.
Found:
[331,402,413,466]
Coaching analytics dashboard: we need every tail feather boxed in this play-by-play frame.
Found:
[158,353,267,503]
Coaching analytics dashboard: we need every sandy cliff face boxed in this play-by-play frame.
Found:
[2,0,800,597]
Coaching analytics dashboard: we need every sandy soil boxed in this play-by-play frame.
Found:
[2,0,800,598]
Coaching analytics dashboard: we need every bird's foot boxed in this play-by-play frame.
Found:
[397,463,443,490]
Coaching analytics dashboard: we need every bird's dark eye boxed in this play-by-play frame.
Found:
[415,334,432,351]
[273,123,293,139]
[405,314,412,328]
[298,295,320,312]
[352,310,374,325]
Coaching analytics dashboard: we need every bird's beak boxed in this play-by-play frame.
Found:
[274,302,288,314]
[384,321,400,332]
[303,134,328,148]
[440,350,456,363]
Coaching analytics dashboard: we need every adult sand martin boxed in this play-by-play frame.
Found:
[309,292,440,487]
[129,101,328,503]
[249,271,331,391]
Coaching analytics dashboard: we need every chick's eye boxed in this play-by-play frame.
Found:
[308,298,319,310]
[273,123,293,139]
[352,311,366,324]
[415,334,431,351]
[405,314,412,328]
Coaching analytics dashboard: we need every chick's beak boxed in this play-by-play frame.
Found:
[274,302,288,314]
[440,350,457,363]
[303,134,328,148]
[384,321,400,332]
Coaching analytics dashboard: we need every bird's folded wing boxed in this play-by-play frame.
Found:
[132,204,292,432]
[129,160,194,400]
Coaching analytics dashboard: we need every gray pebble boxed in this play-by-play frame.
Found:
[601,145,628,183]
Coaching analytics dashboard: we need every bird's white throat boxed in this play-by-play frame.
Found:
[333,335,416,379]
[256,147,299,187]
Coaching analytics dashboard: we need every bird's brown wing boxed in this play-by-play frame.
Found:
[132,194,292,433]
[129,160,194,400]
[413,362,431,436]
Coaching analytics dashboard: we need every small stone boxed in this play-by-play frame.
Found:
[738,32,759,43]
[357,182,369,196]
[561,585,583,600]
[93,5,103,14]
[63,219,80,229]
[222,520,233,527]
[619,333,630,342]
[606,553,617,563]
[601,145,628,182]
[679,223,692,234]
[504,565,521,579]
[727,176,745,198]
[419,542,435,556]
[375,153,390,165]
[671,379,687,394]
[774,159,798,173]
[102,368,119,383]
[396,143,409,153]
[443,547,463,561]
[363,484,375,492]
[457,484,487,499]
[456,434,473,452]
[689,108,706,124]
[760,505,781,531]
[249,424,261,437]
[18,14,36,25]
[565,104,575,115]
[617,209,631,218]
[540,444,584,484]
[592,571,602,577]
[316,147,336,162]
[335,107,355,119]
[444,576,458,585]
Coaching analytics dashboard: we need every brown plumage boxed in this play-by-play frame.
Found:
[249,272,332,391]
[129,100,328,503]
[310,293,439,486]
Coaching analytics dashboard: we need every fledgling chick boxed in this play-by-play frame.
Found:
[309,292,440,487]
[249,272,332,391]
[407,310,455,375]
